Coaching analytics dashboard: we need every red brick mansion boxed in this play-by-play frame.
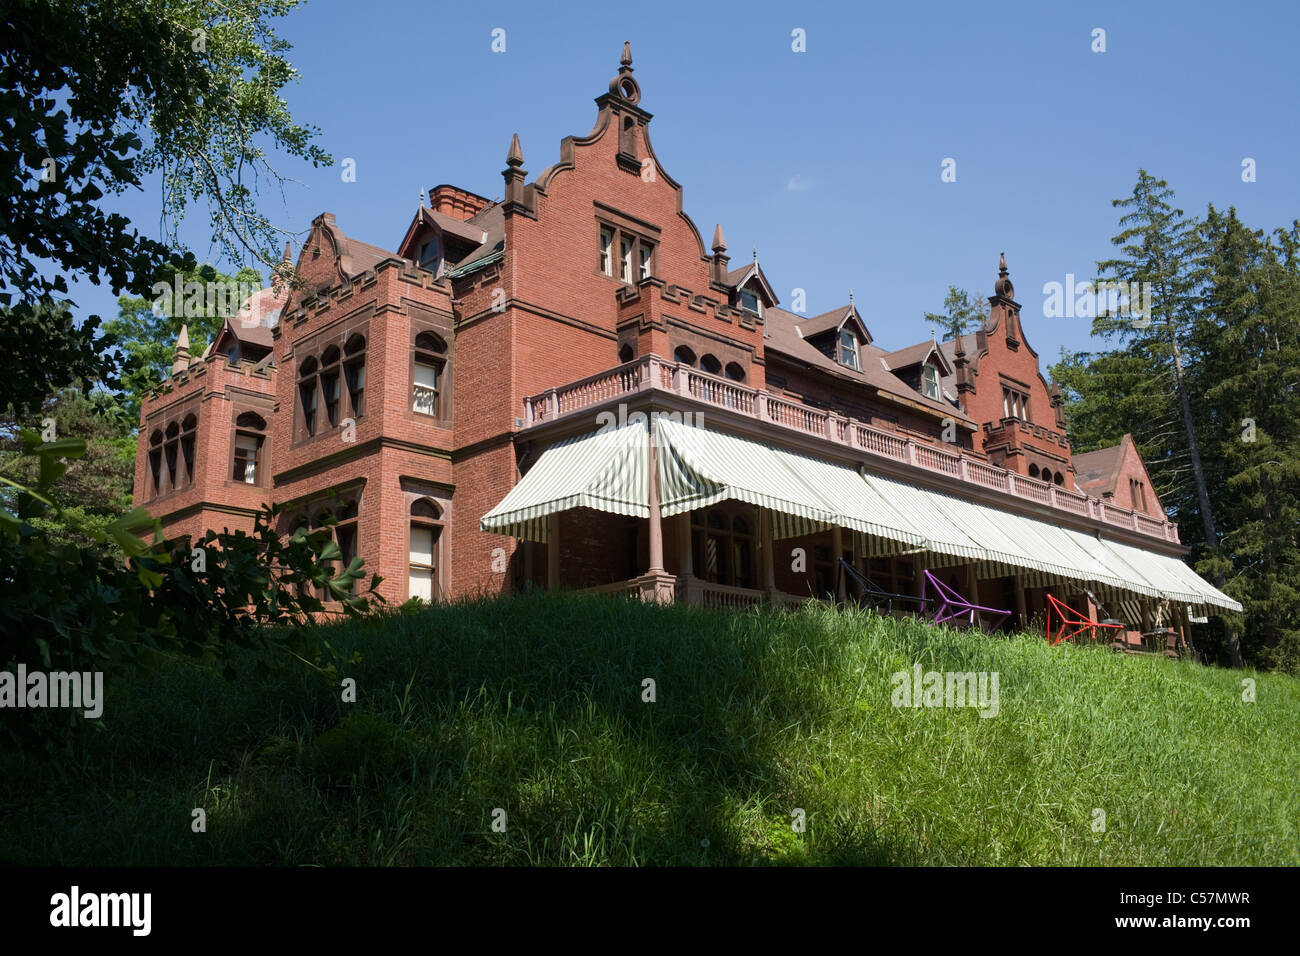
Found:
[133,44,1237,635]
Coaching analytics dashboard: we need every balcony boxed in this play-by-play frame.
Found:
[519,355,1180,545]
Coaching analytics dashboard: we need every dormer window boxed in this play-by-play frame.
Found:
[838,328,859,370]
[740,288,760,315]
[922,364,940,400]
[418,236,441,273]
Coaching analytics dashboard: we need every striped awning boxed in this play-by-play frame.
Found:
[479,421,648,542]
[654,417,835,538]
[1095,537,1242,612]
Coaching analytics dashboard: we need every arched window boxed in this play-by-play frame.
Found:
[700,354,722,376]
[618,344,634,364]
[344,334,366,418]
[724,362,746,382]
[413,332,447,418]
[320,346,341,427]
[298,356,318,437]
[180,414,197,488]
[409,497,444,601]
[1053,472,1065,487]
[233,411,267,485]
[164,421,180,489]
[149,430,164,495]
[1028,464,1040,479]
[673,345,696,367]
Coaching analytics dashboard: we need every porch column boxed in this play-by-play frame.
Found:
[761,510,776,591]
[647,435,664,574]
[832,525,846,602]
[1013,574,1028,628]
[547,513,560,590]
[677,512,693,577]
[912,554,926,601]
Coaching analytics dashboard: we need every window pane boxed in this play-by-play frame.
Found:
[410,526,434,565]
[410,567,433,601]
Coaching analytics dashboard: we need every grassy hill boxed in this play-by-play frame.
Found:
[3,592,1296,865]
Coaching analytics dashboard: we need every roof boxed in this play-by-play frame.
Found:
[1071,441,1127,498]
[724,261,778,305]
[764,306,972,423]
[885,339,954,376]
[797,304,868,340]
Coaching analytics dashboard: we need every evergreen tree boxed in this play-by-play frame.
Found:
[924,286,986,341]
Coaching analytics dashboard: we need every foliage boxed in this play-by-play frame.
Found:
[0,386,135,546]
[1,595,1295,865]
[923,285,985,341]
[0,0,327,412]
[106,262,265,422]
[0,434,383,745]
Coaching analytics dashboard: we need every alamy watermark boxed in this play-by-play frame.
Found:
[0,665,103,718]
[595,404,705,433]
[1042,275,1153,326]
[151,276,265,323]
[891,663,999,718]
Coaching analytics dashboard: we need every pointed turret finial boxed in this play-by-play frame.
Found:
[712,223,726,253]
[507,132,524,168]
[282,240,292,264]
[995,251,1014,298]
[172,323,191,375]
[621,41,632,70]
[752,246,758,264]
[419,187,426,210]
[849,288,854,305]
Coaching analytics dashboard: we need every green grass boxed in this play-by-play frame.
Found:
[3,592,1297,865]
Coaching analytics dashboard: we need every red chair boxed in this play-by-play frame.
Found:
[1045,593,1125,647]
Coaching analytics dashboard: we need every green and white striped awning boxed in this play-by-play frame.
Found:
[1095,537,1242,612]
[654,417,835,539]
[479,422,648,542]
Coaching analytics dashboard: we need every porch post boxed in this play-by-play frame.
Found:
[677,512,693,577]
[647,433,664,574]
[761,510,776,592]
[832,525,846,602]
[547,514,560,590]
[1013,574,1028,629]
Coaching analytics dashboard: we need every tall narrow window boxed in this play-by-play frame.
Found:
[336,500,359,569]
[922,364,939,399]
[418,235,440,273]
[413,331,446,418]
[638,242,653,280]
[321,346,341,427]
[180,414,197,487]
[599,226,613,276]
[164,422,179,490]
[839,328,859,370]
[299,356,318,436]
[620,236,632,282]
[409,498,443,602]
[232,412,267,485]
[148,430,163,496]
[344,334,366,418]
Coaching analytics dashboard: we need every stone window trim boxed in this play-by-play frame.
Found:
[284,487,364,604]
[292,323,369,448]
[229,409,271,488]
[409,327,452,424]
[595,215,656,284]
[408,495,447,603]
[146,407,199,500]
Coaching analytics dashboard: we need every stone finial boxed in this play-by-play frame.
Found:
[995,251,1015,298]
[282,240,292,264]
[712,223,726,253]
[172,323,191,375]
[507,133,524,167]
[621,41,632,70]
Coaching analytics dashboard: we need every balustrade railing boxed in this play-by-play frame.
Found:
[520,355,1178,543]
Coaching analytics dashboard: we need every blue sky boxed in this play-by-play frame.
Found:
[69,0,1300,366]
